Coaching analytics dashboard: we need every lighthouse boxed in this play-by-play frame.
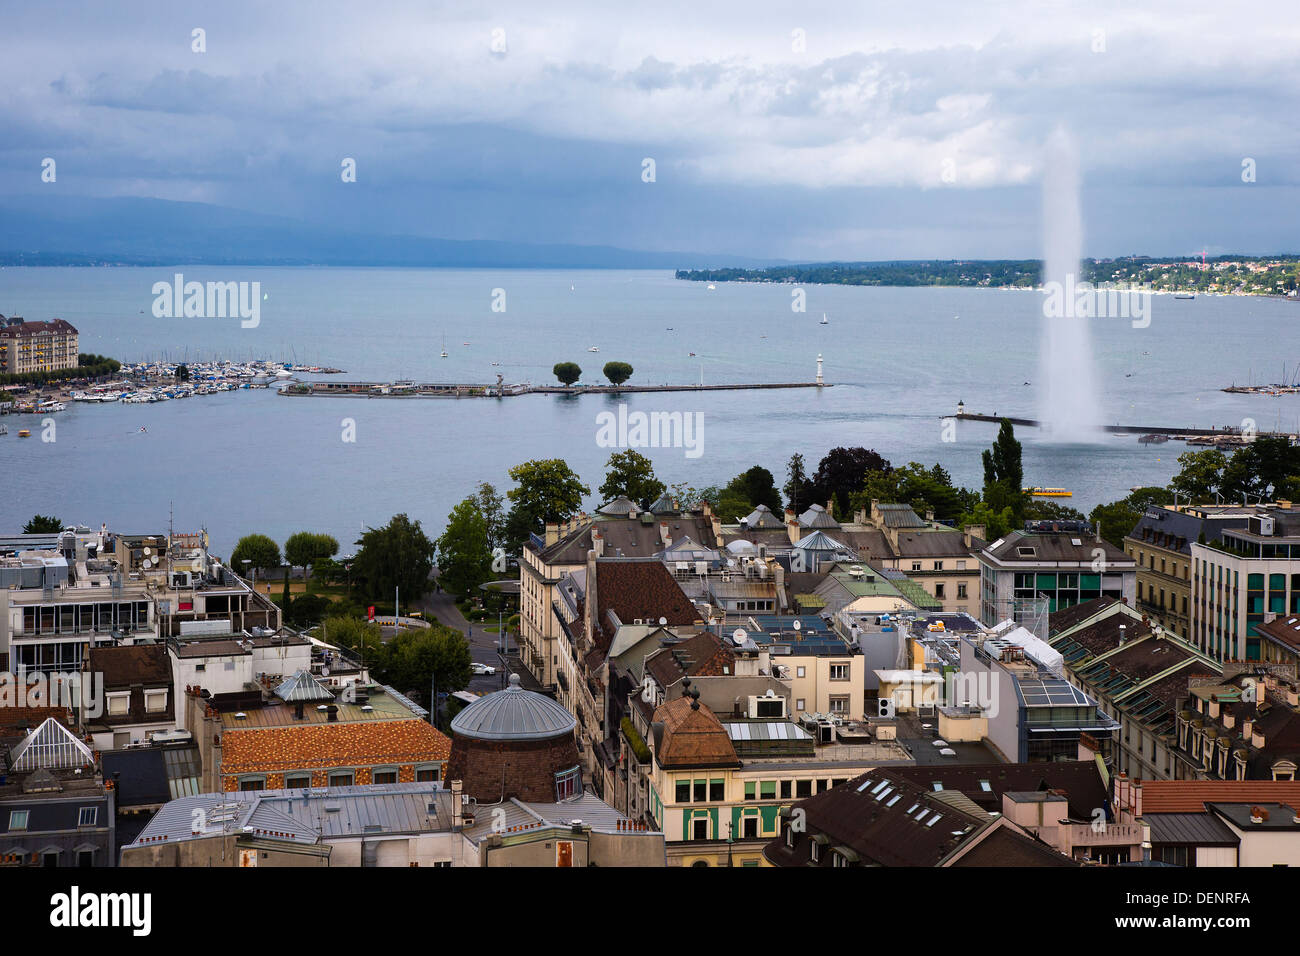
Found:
[957,399,965,417]
[816,354,824,386]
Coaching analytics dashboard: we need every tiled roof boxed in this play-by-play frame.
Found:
[89,644,172,687]
[220,718,450,775]
[1258,615,1300,652]
[1135,780,1300,814]
[651,696,739,769]
[644,632,735,690]
[594,559,697,651]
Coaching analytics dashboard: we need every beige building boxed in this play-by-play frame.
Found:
[0,317,79,374]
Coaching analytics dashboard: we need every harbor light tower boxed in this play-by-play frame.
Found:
[816,354,824,385]
[957,399,965,417]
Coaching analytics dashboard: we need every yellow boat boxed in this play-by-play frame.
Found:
[1024,486,1072,497]
[18,429,31,438]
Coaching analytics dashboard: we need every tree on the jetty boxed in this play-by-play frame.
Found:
[553,362,582,386]
[603,361,633,386]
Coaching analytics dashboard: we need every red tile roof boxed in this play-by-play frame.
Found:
[1135,780,1300,814]
[651,696,739,769]
[221,718,450,774]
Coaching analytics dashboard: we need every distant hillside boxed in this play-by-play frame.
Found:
[678,256,1300,294]
[0,195,781,270]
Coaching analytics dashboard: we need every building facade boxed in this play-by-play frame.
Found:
[0,317,79,375]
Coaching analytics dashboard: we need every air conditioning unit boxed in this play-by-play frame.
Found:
[171,571,192,589]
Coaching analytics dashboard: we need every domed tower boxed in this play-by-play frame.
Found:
[447,674,581,803]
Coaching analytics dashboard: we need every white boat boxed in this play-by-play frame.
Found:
[588,346,599,352]
[820,313,829,325]
[706,283,716,290]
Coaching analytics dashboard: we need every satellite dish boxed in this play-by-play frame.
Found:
[658,617,668,626]
[321,666,331,677]
[792,619,802,631]
[191,559,203,572]
[143,547,151,556]
[731,628,748,645]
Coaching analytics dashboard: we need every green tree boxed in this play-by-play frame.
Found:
[380,626,473,719]
[1024,499,1087,522]
[503,459,590,551]
[553,362,582,386]
[22,514,62,534]
[599,449,666,508]
[602,361,634,386]
[175,364,190,382]
[475,482,507,554]
[320,615,384,658]
[958,501,1015,541]
[727,465,782,514]
[809,447,891,518]
[284,531,339,582]
[784,453,813,513]
[1218,436,1300,502]
[435,497,494,597]
[1088,486,1176,548]
[981,419,1025,524]
[230,533,282,577]
[1170,449,1228,502]
[351,514,437,603]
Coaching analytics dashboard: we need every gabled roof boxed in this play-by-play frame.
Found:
[644,632,735,690]
[10,717,95,772]
[875,503,927,529]
[651,696,740,769]
[593,559,697,651]
[1135,780,1300,814]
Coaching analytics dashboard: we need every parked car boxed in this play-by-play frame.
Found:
[470,663,496,676]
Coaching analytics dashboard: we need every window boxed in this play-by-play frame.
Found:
[956,560,966,571]
[8,810,28,831]
[780,780,792,799]
[796,779,812,798]
[373,769,398,785]
[77,807,97,827]
[796,666,806,678]
[415,765,440,782]
[795,699,806,711]
[957,583,967,599]
[934,561,944,571]
[760,782,776,800]
[912,561,922,572]
[935,583,945,599]
[692,817,710,840]
[144,689,168,714]
[744,782,756,801]
[829,662,850,681]
[107,692,130,717]
[676,781,691,803]
[555,765,581,800]
[693,780,707,802]
[285,773,311,788]
[742,816,759,839]
[77,850,94,868]
[239,777,265,792]
[328,771,355,787]
[829,696,849,715]
[709,780,724,801]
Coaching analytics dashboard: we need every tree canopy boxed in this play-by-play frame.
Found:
[230,533,282,575]
[350,513,436,602]
[22,514,62,534]
[503,459,590,551]
[553,362,582,386]
[436,496,494,596]
[599,449,666,508]
[809,447,891,518]
[602,361,634,386]
[981,419,1025,524]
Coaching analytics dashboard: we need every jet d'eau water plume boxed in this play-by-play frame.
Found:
[1038,127,1102,442]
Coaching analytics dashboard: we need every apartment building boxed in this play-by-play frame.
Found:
[0,317,79,375]
[1189,505,1300,663]
[1125,504,1260,637]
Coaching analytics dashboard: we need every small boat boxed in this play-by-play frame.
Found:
[588,346,599,352]
[1023,487,1073,497]
[1138,434,1170,444]
[18,429,31,438]
[1173,292,1196,300]
[440,350,448,358]
[706,283,716,290]
[820,313,829,325]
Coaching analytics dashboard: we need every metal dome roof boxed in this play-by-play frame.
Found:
[450,674,577,741]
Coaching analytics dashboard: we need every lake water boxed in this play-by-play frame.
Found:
[3,266,1298,556]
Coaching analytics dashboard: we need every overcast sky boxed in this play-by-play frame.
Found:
[3,0,1297,260]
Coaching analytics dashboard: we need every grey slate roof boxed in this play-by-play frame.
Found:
[1144,812,1238,846]
[597,497,639,517]
[798,504,841,529]
[449,674,576,741]
[794,531,854,553]
[876,503,927,529]
[742,505,785,529]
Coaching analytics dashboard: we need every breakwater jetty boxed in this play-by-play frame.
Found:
[281,380,829,399]
[953,411,1298,445]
